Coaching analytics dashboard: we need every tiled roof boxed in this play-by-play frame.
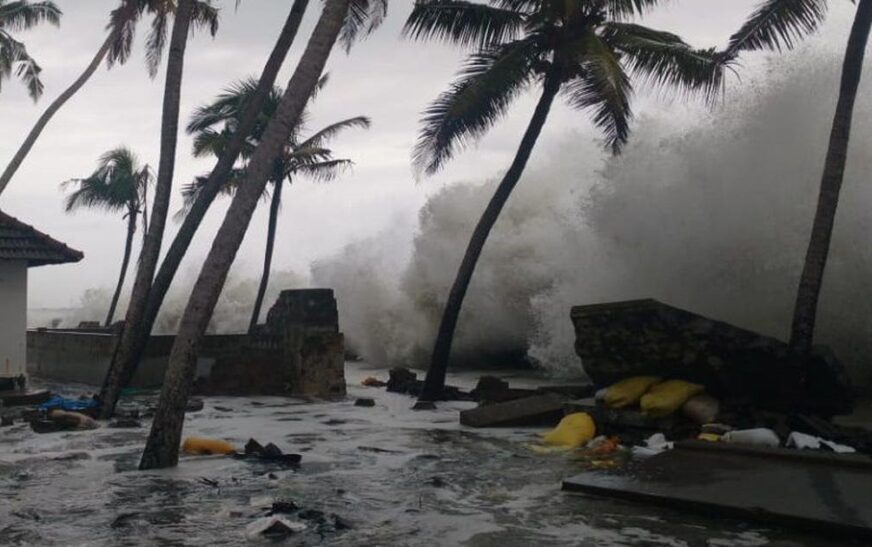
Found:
[0,210,84,267]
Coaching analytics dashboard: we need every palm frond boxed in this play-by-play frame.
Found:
[602,22,733,104]
[596,0,665,20]
[0,1,61,30]
[191,0,220,36]
[339,0,388,51]
[144,9,168,77]
[726,0,828,55]
[564,30,632,153]
[0,31,43,99]
[414,38,538,174]
[403,0,525,49]
[61,147,146,213]
[292,158,354,182]
[297,116,371,149]
[106,0,141,68]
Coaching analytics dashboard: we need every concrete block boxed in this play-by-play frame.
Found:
[460,394,565,428]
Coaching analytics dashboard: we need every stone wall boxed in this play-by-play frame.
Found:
[27,289,347,398]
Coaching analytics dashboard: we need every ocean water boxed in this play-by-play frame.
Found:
[0,362,835,546]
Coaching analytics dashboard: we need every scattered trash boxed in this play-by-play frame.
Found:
[541,413,596,448]
[644,432,674,452]
[245,516,306,540]
[604,376,662,409]
[640,380,705,418]
[721,428,780,447]
[181,437,236,456]
[38,395,97,414]
[786,431,856,454]
[236,438,302,466]
[361,377,386,387]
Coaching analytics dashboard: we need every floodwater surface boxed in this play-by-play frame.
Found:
[0,363,840,546]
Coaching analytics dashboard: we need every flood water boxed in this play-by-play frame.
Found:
[0,363,843,546]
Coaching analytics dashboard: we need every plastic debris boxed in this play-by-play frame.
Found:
[786,431,856,454]
[38,395,98,413]
[721,428,780,447]
[181,437,237,456]
[542,413,596,448]
[245,516,306,540]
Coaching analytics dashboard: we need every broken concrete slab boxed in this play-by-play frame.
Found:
[563,441,872,539]
[460,394,565,428]
[571,299,852,416]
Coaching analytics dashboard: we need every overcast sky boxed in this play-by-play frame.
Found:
[0,0,851,308]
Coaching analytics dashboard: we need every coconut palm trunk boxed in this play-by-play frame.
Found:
[249,178,284,334]
[789,0,872,356]
[98,0,310,419]
[139,0,351,470]
[105,208,138,327]
[419,74,561,402]
[98,0,195,420]
[0,10,130,196]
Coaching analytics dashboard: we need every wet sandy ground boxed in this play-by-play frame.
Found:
[0,363,848,546]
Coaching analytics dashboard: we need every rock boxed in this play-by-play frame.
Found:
[354,398,375,407]
[387,367,419,394]
[185,398,205,413]
[109,418,142,429]
[270,500,300,515]
[460,394,565,428]
[30,419,63,434]
[682,394,721,425]
[240,438,302,466]
[412,401,437,411]
[48,409,98,430]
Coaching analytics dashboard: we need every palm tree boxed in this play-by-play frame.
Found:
[0,0,219,196]
[98,0,312,421]
[62,148,152,327]
[725,0,872,358]
[0,0,61,100]
[140,0,386,470]
[403,0,732,401]
[182,77,369,333]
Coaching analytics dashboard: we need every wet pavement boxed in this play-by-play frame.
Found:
[0,363,850,546]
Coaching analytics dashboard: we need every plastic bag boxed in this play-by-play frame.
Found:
[721,428,780,447]
[541,412,596,448]
[603,377,662,409]
[640,380,704,417]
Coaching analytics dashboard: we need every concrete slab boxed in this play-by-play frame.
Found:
[563,442,872,539]
[460,394,565,428]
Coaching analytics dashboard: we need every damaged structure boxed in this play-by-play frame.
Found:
[571,299,853,416]
[28,289,346,398]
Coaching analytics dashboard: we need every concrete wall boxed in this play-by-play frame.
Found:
[0,260,27,379]
[27,330,249,387]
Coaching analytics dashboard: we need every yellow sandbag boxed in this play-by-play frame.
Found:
[640,380,705,418]
[603,376,662,409]
[182,437,236,456]
[541,413,596,448]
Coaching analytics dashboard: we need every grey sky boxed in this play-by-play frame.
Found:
[0,0,852,307]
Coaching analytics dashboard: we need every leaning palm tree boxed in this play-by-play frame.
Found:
[140,0,385,470]
[0,0,219,196]
[725,0,872,358]
[182,77,370,334]
[403,0,732,401]
[98,0,312,420]
[0,0,61,100]
[62,148,152,327]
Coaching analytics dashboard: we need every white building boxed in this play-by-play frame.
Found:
[0,210,82,391]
